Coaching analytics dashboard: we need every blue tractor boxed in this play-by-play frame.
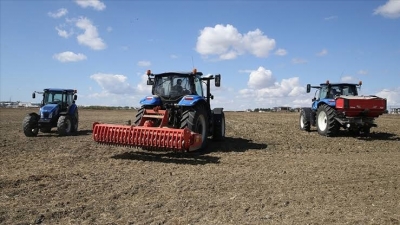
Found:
[92,69,225,152]
[22,88,79,137]
[299,81,386,136]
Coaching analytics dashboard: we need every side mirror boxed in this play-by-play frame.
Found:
[74,95,77,101]
[306,84,311,93]
[215,74,221,87]
[32,92,36,99]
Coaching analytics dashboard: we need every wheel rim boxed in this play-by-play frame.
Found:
[318,111,327,131]
[300,114,304,128]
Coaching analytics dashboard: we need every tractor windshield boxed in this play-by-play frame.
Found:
[320,84,359,99]
[43,91,64,105]
[153,74,198,98]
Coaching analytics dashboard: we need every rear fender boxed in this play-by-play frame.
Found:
[320,98,336,108]
[140,95,162,106]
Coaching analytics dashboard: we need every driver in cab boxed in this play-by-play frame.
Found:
[173,79,183,93]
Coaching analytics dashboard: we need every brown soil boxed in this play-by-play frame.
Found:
[1,108,399,225]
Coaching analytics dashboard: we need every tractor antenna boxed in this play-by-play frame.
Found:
[191,56,195,69]
[339,70,345,82]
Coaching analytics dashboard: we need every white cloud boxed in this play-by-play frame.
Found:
[238,67,306,108]
[324,15,338,20]
[196,24,276,60]
[373,0,400,18]
[170,54,178,59]
[137,61,151,67]
[55,26,73,38]
[375,87,400,106]
[48,8,68,18]
[247,67,276,89]
[75,0,106,11]
[90,72,151,96]
[274,48,287,56]
[340,76,361,83]
[316,48,328,56]
[75,17,106,50]
[90,73,134,95]
[292,58,308,64]
[53,51,87,62]
[358,70,368,75]
[107,26,113,32]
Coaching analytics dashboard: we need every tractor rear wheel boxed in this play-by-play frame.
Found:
[299,109,311,132]
[316,104,339,136]
[180,105,209,151]
[57,115,72,136]
[22,113,39,137]
[212,111,225,141]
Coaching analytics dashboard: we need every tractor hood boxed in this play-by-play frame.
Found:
[40,104,59,117]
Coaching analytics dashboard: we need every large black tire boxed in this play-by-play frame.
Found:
[71,109,79,133]
[212,111,225,141]
[316,105,339,136]
[57,115,72,136]
[299,109,311,132]
[134,107,145,125]
[22,113,39,137]
[180,105,209,151]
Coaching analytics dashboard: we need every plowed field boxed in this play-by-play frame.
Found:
[1,108,399,224]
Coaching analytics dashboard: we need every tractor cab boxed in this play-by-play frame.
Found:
[33,89,77,109]
[307,81,361,101]
[143,69,220,107]
[151,73,203,101]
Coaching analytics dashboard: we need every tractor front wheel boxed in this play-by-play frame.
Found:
[22,113,39,137]
[180,105,209,151]
[57,115,72,136]
[134,107,145,125]
[72,110,79,133]
[212,111,225,141]
[316,105,339,136]
[299,109,311,132]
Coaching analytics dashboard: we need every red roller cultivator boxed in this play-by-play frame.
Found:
[92,69,225,152]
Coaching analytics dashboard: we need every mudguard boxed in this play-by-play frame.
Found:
[140,95,162,106]
[312,99,336,110]
[212,108,223,115]
[67,104,78,115]
[177,95,205,107]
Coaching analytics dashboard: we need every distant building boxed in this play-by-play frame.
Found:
[273,106,291,112]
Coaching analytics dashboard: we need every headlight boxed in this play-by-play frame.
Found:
[48,112,53,118]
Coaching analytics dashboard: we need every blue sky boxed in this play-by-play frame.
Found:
[1,0,399,110]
